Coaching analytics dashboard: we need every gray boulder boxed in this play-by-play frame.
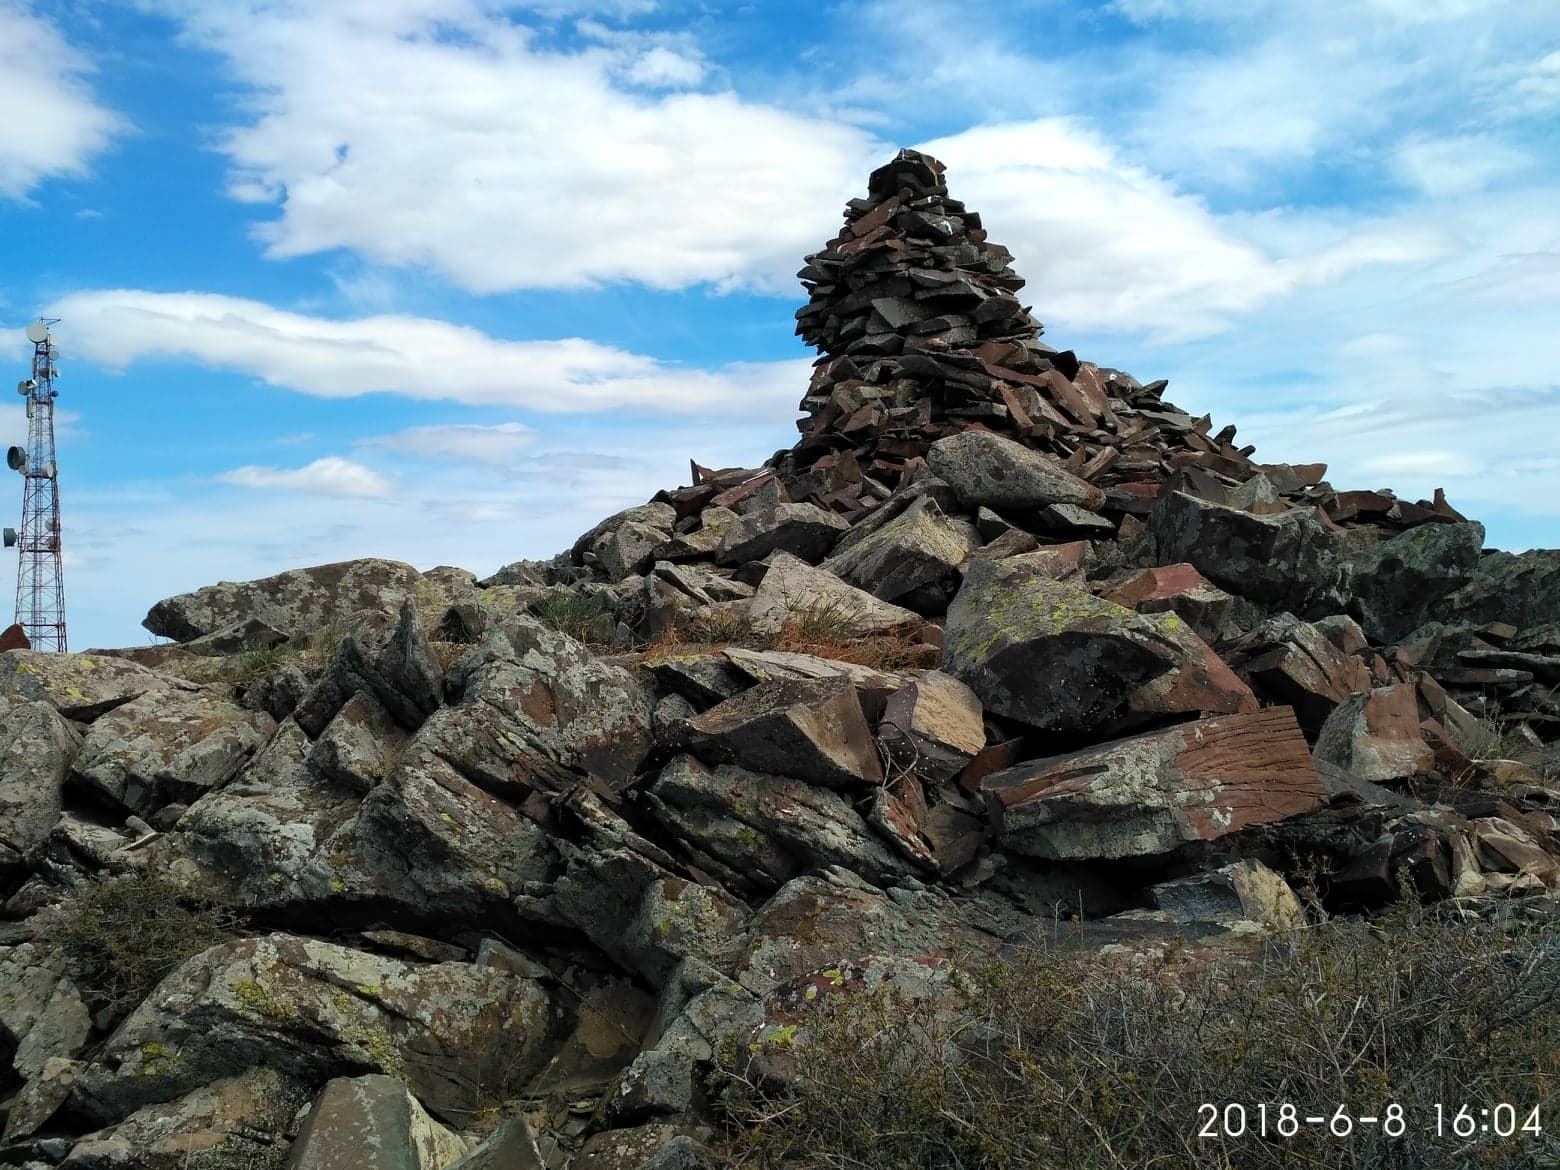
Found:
[943,554,1177,731]
[73,933,560,1127]
[0,943,91,1081]
[143,558,426,643]
[714,500,848,567]
[0,702,80,879]
[284,1074,470,1170]
[0,651,180,722]
[294,599,442,735]
[746,553,921,637]
[927,431,1104,511]
[1345,521,1485,643]
[1432,547,1560,630]
[821,495,974,601]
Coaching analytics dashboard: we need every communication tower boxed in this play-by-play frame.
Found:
[6,320,67,651]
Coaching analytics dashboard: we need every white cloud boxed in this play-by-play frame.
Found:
[218,456,393,499]
[44,289,811,414]
[154,0,877,293]
[916,121,1443,342]
[1392,135,1529,197]
[362,421,538,464]
[0,2,125,199]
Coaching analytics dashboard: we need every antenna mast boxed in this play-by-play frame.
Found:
[8,320,67,652]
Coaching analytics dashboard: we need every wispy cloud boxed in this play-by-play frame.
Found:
[218,456,393,499]
[361,421,538,465]
[45,289,811,414]
[0,1,126,199]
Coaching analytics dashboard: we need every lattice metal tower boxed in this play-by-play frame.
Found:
[8,320,67,651]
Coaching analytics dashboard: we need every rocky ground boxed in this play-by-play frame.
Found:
[2,149,1559,1169]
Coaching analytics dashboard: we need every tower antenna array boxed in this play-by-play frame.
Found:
[8,320,67,651]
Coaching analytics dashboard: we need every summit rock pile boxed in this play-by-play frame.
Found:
[2,150,1559,1168]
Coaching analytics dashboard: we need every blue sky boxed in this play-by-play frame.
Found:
[2,0,1558,650]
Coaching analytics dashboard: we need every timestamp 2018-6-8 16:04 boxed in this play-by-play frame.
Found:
[1197,1103,1543,1140]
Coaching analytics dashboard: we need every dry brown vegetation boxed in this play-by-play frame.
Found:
[713,901,1560,1170]
[635,599,926,673]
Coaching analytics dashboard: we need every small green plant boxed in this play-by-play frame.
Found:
[530,592,616,644]
[220,643,294,689]
[41,873,239,1016]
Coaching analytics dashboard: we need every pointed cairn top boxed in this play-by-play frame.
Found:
[793,148,1043,360]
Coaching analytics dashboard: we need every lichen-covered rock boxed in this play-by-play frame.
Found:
[714,500,848,567]
[71,692,275,816]
[0,702,79,879]
[927,430,1105,511]
[646,756,913,893]
[1233,615,1373,737]
[420,616,653,797]
[570,502,678,567]
[943,554,1177,731]
[1432,547,1560,631]
[305,692,406,794]
[1314,683,1433,783]
[1120,611,1258,723]
[0,651,181,722]
[143,559,426,643]
[73,934,560,1127]
[820,495,974,601]
[285,1074,471,1170]
[294,599,443,736]
[0,943,91,1081]
[1149,491,1345,612]
[169,719,362,908]
[1099,563,1234,644]
[745,553,920,638]
[683,676,882,788]
[295,741,554,925]
[1344,521,1485,644]
[446,1117,545,1170]
[1149,860,1305,930]
[56,1066,309,1170]
[981,707,1325,859]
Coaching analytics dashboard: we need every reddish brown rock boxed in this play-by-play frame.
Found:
[1237,619,1372,737]
[878,670,986,782]
[1314,683,1433,782]
[980,707,1324,859]
[1100,563,1233,643]
[1123,613,1259,721]
[0,623,29,652]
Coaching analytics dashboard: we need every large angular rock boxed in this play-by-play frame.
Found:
[877,671,985,782]
[0,651,180,722]
[143,558,426,643]
[943,555,1177,731]
[820,495,974,601]
[56,1066,309,1170]
[285,1074,471,1170]
[1432,548,1560,630]
[71,691,275,816]
[1345,521,1485,644]
[1314,683,1433,783]
[683,675,882,788]
[446,1117,545,1170]
[570,502,677,565]
[646,755,912,893]
[1235,616,1373,737]
[296,741,554,924]
[1121,612,1258,722]
[294,599,443,736]
[714,500,848,567]
[746,553,920,637]
[170,719,363,908]
[927,431,1105,511]
[0,702,80,879]
[0,943,91,1081]
[73,934,560,1127]
[420,617,653,798]
[981,707,1325,859]
[1149,491,1345,611]
[1149,860,1305,930]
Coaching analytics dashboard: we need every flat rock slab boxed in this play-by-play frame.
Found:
[943,556,1177,731]
[286,1074,471,1170]
[0,651,181,722]
[647,755,912,892]
[74,933,560,1128]
[143,558,426,642]
[980,707,1325,859]
[746,553,920,638]
[928,430,1104,511]
[878,670,985,782]
[684,675,882,787]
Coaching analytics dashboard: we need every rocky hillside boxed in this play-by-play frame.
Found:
[2,149,1559,1169]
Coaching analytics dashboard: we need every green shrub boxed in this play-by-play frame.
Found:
[45,873,239,1015]
[714,903,1560,1169]
[530,592,616,644]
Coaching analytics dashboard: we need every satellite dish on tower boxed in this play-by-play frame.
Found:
[16,380,33,396]
[6,446,27,474]
[24,323,48,344]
